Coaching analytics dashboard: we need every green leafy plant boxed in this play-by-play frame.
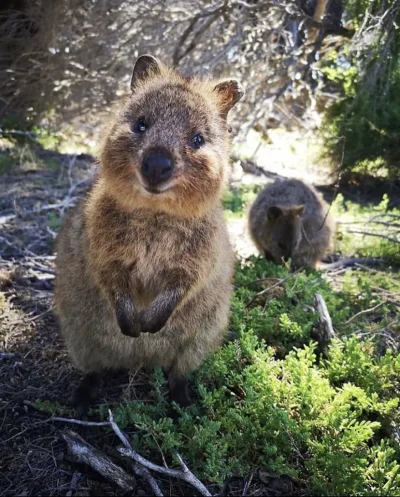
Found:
[101,254,400,494]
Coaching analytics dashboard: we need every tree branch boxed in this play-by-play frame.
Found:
[341,301,387,325]
[108,410,211,497]
[62,431,136,492]
[347,230,399,244]
[53,411,211,496]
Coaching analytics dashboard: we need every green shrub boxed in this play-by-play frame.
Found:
[223,184,262,217]
[103,257,400,494]
[331,194,400,263]
[321,38,400,178]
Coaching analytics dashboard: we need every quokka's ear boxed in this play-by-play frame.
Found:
[131,55,161,91]
[267,205,283,221]
[291,204,305,217]
[213,79,244,118]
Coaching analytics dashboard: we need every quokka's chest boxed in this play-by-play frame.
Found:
[126,218,199,260]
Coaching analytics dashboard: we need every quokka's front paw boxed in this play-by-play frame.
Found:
[115,296,141,337]
[138,309,168,334]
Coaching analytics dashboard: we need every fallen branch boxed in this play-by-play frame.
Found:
[62,431,136,492]
[131,462,163,497]
[53,411,211,496]
[108,410,211,496]
[119,447,211,496]
[312,293,335,345]
[321,257,382,271]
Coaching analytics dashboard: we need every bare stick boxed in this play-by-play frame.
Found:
[369,214,400,221]
[347,230,399,244]
[62,431,136,492]
[66,471,81,497]
[321,257,382,271]
[341,301,387,325]
[53,412,210,496]
[312,293,335,344]
[27,308,53,322]
[119,447,211,497]
[132,463,164,497]
[54,416,163,495]
[52,416,111,427]
[241,277,280,287]
[106,411,165,496]
[246,268,302,308]
[0,352,16,359]
[0,202,77,225]
[108,410,211,497]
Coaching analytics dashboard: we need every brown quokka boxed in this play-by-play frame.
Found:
[54,55,244,415]
[248,179,334,269]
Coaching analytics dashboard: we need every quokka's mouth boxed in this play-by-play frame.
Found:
[141,181,175,195]
[143,186,164,195]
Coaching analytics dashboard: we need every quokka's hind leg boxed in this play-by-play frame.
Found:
[167,373,193,407]
[264,249,275,262]
[167,344,211,408]
[73,372,102,418]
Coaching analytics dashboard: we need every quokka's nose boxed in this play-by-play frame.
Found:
[141,152,173,187]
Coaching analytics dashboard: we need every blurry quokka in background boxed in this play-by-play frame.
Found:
[55,55,244,416]
[248,179,334,269]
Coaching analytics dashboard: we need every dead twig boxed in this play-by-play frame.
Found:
[131,463,163,497]
[246,268,302,308]
[106,413,163,496]
[340,301,387,326]
[347,230,399,244]
[27,307,53,322]
[52,416,110,427]
[66,471,81,497]
[321,257,382,271]
[53,411,210,496]
[0,352,16,359]
[242,471,254,496]
[241,277,280,287]
[62,431,136,492]
[108,409,211,496]
[0,202,79,226]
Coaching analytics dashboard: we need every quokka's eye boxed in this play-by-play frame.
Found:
[191,134,205,149]
[133,118,147,133]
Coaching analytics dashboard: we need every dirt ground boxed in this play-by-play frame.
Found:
[0,140,398,496]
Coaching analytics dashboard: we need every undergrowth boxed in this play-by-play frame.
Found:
[95,186,400,495]
[98,252,400,495]
[331,193,400,263]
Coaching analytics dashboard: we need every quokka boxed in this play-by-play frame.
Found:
[248,179,334,269]
[55,55,244,415]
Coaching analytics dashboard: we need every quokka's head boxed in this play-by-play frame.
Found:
[101,55,244,217]
[262,204,305,264]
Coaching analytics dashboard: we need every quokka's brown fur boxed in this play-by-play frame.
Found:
[54,55,243,411]
[248,179,334,269]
